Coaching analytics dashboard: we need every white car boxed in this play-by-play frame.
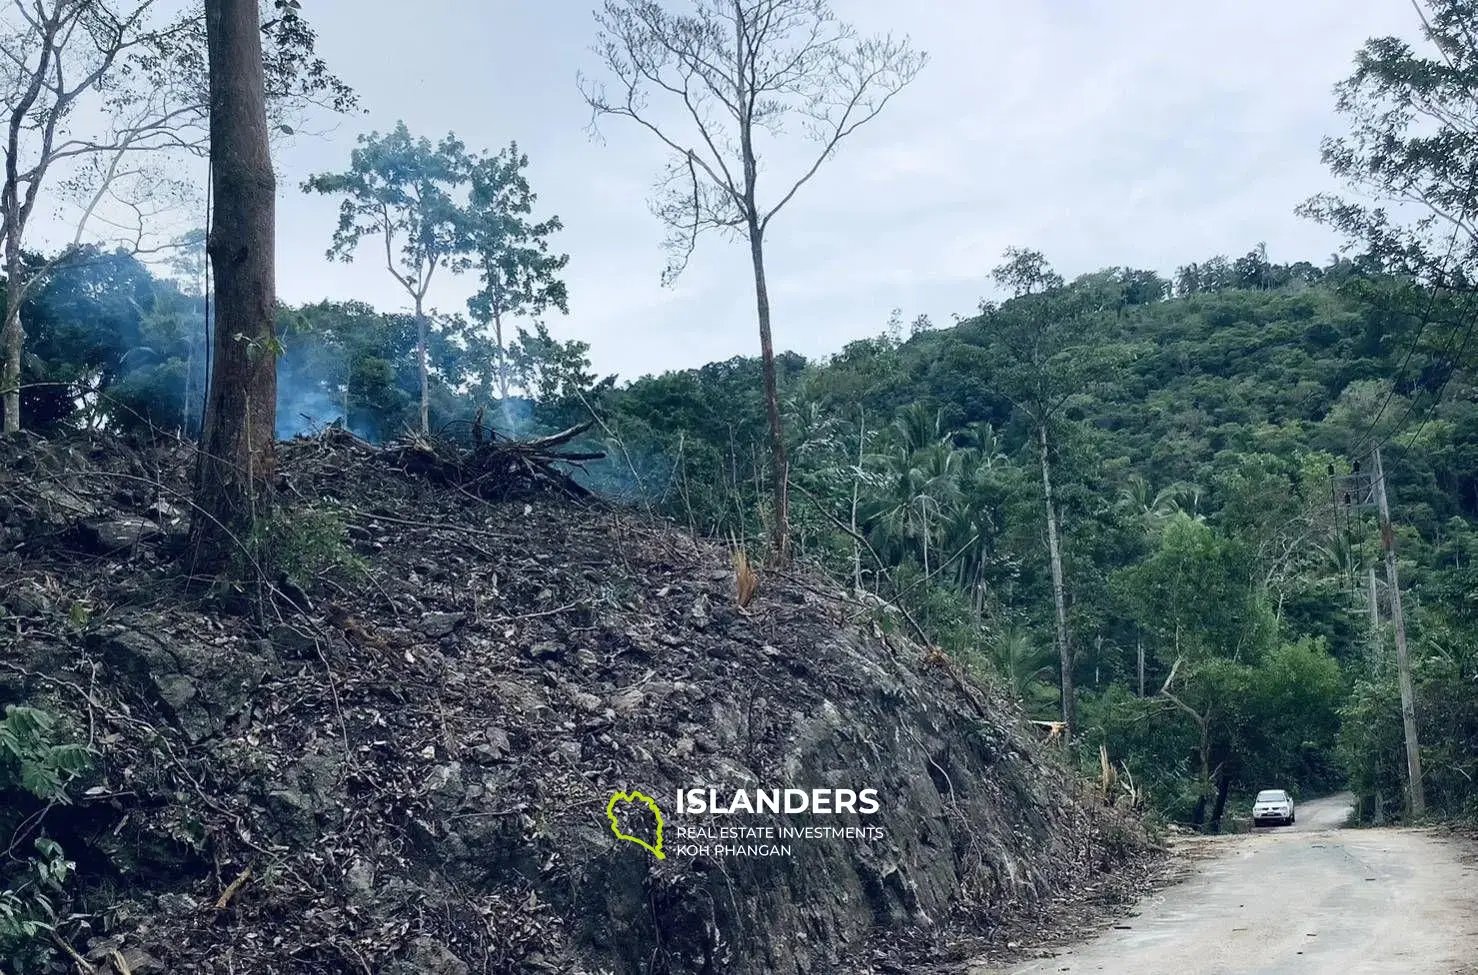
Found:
[1252,789,1296,827]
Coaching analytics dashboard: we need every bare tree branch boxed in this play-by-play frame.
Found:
[581,0,926,277]
[581,0,925,563]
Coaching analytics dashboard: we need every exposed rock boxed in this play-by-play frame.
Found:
[90,626,279,743]
[265,788,320,845]
[30,482,101,522]
[345,858,377,908]
[570,690,603,713]
[87,944,164,974]
[424,762,466,805]
[393,937,470,975]
[79,515,160,553]
[419,611,467,637]
[471,726,513,765]
[609,687,645,716]
[689,592,711,628]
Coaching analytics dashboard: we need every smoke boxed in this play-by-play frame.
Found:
[274,378,351,440]
[567,434,678,509]
[489,396,534,438]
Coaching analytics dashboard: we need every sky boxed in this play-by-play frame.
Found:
[46,1,1430,383]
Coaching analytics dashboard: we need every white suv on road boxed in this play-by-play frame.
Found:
[1252,789,1295,827]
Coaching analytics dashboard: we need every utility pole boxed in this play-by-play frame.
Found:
[1372,446,1425,818]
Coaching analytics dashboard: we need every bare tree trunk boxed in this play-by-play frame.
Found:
[1038,421,1074,740]
[181,324,194,435]
[1,3,44,437]
[189,0,277,572]
[415,298,429,434]
[1,238,20,433]
[1367,564,1380,634]
[732,4,790,565]
[1137,638,1145,697]
[494,308,509,403]
[851,409,864,591]
[493,307,517,434]
[748,225,790,563]
[1190,722,1211,828]
[1209,760,1231,833]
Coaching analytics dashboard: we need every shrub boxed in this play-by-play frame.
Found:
[0,706,92,972]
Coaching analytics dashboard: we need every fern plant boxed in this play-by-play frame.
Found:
[0,838,74,968]
[0,706,92,972]
[0,706,92,800]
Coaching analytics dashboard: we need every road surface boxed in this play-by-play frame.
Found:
[974,794,1478,975]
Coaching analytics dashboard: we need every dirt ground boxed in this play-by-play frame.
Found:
[972,794,1478,975]
[0,429,1158,974]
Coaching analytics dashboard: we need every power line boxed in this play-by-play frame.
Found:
[1363,284,1478,458]
[1349,223,1464,456]
[1392,291,1478,451]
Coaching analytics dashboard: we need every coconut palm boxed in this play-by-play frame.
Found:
[1118,473,1202,534]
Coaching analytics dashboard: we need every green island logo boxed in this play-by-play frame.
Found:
[606,790,666,860]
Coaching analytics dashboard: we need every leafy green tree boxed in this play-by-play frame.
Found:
[0,0,350,433]
[304,122,476,433]
[463,144,569,431]
[508,321,598,409]
[1301,0,1478,291]
[976,249,1129,741]
[1118,515,1273,666]
[1109,514,1288,826]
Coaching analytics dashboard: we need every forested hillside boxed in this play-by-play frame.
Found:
[10,242,1477,830]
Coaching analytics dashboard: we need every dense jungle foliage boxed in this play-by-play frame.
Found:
[8,241,1476,830]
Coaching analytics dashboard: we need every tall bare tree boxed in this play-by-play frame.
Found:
[188,0,275,572]
[982,250,1128,742]
[0,0,350,433]
[580,0,926,563]
[1,0,166,432]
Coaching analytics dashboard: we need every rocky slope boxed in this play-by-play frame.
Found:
[0,429,1155,974]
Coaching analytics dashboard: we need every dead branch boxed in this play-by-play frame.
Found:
[214,866,253,910]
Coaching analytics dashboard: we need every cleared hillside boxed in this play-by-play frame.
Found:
[0,430,1158,974]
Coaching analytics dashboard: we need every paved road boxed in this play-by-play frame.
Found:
[974,794,1478,975]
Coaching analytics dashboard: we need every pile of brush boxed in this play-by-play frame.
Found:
[308,422,606,502]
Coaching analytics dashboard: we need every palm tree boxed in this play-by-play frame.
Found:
[1118,473,1201,534]
[960,420,1007,469]
[991,625,1058,703]
[891,402,951,455]
[785,398,844,464]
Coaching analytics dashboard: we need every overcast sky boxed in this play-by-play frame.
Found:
[163,3,1436,381]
